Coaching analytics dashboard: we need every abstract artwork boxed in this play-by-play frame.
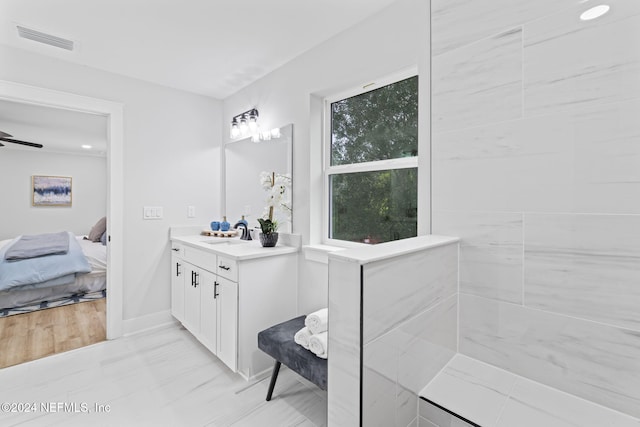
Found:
[32,175,72,206]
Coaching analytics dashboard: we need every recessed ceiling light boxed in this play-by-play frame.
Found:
[580,5,610,21]
[81,144,92,149]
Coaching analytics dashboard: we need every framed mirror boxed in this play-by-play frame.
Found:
[224,123,293,233]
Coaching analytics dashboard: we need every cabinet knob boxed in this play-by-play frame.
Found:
[172,248,180,252]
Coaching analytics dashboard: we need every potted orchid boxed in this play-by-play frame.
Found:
[258,171,291,247]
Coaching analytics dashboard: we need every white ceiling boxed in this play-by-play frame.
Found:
[0,100,107,156]
[0,0,400,99]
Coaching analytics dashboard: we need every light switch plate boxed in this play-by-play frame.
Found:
[188,205,196,218]
[143,206,163,220]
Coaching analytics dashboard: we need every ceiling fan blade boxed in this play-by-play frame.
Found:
[0,131,13,138]
[0,137,43,149]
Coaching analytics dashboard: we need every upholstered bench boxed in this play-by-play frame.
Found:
[257,315,327,401]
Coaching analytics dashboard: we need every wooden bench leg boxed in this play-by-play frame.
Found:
[266,361,282,401]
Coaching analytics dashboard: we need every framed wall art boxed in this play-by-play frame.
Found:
[32,175,72,207]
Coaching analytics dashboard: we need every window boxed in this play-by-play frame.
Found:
[324,74,419,244]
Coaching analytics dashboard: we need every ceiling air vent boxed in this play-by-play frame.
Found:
[17,25,74,51]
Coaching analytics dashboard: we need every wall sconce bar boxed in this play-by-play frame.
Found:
[230,108,259,139]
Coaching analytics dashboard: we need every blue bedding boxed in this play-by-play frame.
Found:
[5,231,70,260]
[0,232,91,292]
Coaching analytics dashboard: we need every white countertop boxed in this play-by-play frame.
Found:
[328,235,459,265]
[171,234,298,261]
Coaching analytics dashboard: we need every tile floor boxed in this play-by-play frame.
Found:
[0,324,327,427]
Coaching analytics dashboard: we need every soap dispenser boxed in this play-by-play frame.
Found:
[220,216,230,232]
[238,215,248,227]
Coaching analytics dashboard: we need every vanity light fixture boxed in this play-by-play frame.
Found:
[580,4,610,21]
[230,108,259,140]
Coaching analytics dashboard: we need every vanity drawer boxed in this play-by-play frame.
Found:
[171,242,184,258]
[217,256,238,282]
[183,246,217,273]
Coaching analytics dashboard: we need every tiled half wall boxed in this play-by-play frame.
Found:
[327,239,459,426]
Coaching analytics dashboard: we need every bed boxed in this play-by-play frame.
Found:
[0,234,107,311]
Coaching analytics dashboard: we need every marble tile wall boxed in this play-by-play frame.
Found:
[459,294,640,419]
[524,214,640,331]
[329,242,458,427]
[362,243,458,427]
[327,258,362,427]
[362,244,458,344]
[431,0,640,419]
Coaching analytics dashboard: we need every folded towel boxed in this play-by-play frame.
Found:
[294,326,312,350]
[305,308,328,335]
[5,231,70,260]
[309,331,328,359]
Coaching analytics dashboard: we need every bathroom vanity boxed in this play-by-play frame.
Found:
[170,227,298,380]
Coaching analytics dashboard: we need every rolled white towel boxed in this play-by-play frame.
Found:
[308,331,328,359]
[305,308,328,335]
[294,326,312,350]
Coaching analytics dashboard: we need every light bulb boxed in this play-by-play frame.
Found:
[239,116,248,135]
[230,120,240,138]
[248,110,258,131]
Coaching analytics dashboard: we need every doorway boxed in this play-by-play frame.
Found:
[0,79,124,342]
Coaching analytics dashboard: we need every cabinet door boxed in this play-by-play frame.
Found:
[170,253,185,323]
[199,269,218,354]
[217,276,238,372]
[183,263,201,334]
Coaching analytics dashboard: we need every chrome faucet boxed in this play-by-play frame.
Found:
[234,222,252,240]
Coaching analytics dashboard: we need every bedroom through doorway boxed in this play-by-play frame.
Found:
[0,99,109,367]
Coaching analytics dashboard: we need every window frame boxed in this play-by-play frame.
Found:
[322,69,420,247]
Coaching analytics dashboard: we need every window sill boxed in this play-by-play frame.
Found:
[302,244,346,265]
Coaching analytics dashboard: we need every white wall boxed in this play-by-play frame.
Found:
[0,45,223,322]
[0,150,106,240]
[222,0,430,314]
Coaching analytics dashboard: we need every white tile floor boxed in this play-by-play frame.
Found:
[0,325,327,427]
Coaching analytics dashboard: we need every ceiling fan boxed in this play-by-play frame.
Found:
[0,130,43,149]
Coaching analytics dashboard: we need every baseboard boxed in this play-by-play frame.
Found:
[122,309,177,336]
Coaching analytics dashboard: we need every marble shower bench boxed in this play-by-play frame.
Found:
[418,354,640,427]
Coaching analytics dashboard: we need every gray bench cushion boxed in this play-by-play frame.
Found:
[258,315,327,390]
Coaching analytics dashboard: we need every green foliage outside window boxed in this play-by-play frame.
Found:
[329,76,419,244]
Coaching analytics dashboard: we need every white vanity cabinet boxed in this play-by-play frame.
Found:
[182,262,203,335]
[170,247,185,323]
[199,269,238,371]
[170,237,297,379]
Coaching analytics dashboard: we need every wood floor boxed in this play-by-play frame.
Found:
[0,299,106,369]
[0,324,327,426]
